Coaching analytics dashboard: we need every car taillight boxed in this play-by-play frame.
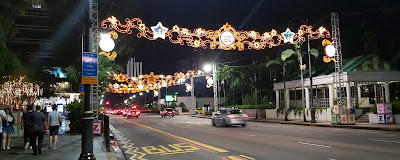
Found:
[242,114,248,118]
[128,113,131,115]
[227,114,235,118]
[137,111,140,113]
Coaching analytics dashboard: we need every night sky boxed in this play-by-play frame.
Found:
[42,0,400,104]
[94,0,400,74]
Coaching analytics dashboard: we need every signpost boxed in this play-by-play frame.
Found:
[80,84,85,95]
[82,52,98,84]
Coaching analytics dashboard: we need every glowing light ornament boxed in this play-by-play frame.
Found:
[185,83,192,92]
[154,90,159,97]
[151,22,168,39]
[206,76,214,88]
[325,44,336,57]
[282,28,295,43]
[99,34,115,52]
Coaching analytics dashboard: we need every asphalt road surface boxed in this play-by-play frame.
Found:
[109,114,400,160]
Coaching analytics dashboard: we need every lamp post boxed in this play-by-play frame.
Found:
[204,64,218,112]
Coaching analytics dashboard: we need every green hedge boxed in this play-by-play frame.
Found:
[227,104,275,109]
[370,100,400,114]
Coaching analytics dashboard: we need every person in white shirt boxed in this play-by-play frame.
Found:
[48,105,62,149]
[0,109,6,151]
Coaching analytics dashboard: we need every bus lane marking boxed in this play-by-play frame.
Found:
[119,117,229,153]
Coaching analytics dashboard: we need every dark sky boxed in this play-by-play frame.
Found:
[93,0,400,74]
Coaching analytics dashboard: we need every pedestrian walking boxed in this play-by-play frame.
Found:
[0,109,6,151]
[48,104,62,149]
[30,105,48,155]
[21,105,35,150]
[2,108,15,150]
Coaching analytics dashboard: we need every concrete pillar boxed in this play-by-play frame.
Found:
[384,81,390,103]
[329,84,334,108]
[285,89,290,109]
[346,82,352,108]
[275,90,280,109]
[305,87,310,109]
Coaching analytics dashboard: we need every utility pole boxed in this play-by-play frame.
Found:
[79,0,95,159]
[308,19,316,123]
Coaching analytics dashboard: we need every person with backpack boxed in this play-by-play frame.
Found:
[30,105,48,155]
[21,105,35,150]
[2,108,15,150]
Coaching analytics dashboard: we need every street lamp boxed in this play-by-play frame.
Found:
[99,33,115,52]
[203,64,212,73]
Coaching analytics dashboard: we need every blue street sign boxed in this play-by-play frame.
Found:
[79,84,85,93]
[82,52,98,77]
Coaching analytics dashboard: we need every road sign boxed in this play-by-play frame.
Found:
[82,52,98,84]
[79,84,85,95]
[165,95,175,102]
[93,121,102,135]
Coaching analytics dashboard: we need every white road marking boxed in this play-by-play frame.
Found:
[158,124,167,126]
[326,158,336,160]
[208,128,216,131]
[368,139,400,144]
[292,131,313,135]
[298,142,332,148]
[239,133,255,137]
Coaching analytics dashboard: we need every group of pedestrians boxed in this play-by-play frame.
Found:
[0,104,62,155]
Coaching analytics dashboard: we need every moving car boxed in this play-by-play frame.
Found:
[128,109,140,118]
[195,108,203,114]
[123,108,130,116]
[161,108,175,117]
[211,109,248,127]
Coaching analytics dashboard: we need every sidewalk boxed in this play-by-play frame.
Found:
[0,119,117,160]
[0,133,116,160]
[190,115,400,132]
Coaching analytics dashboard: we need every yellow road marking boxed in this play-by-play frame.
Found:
[227,156,243,160]
[239,155,255,160]
[120,117,229,153]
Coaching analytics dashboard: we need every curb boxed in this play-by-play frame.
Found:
[189,115,400,132]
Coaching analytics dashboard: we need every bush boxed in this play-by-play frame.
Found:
[392,100,400,114]
[227,104,275,109]
[371,105,377,114]
[204,111,213,115]
[66,100,84,133]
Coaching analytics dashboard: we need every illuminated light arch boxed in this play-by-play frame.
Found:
[101,16,331,52]
[107,70,207,94]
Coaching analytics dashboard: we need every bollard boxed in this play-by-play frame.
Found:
[104,115,111,152]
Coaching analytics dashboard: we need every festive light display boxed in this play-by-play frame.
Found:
[107,70,209,94]
[0,76,43,106]
[101,16,331,51]
[322,39,336,63]
[99,31,118,59]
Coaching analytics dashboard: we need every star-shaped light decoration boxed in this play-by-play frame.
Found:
[146,72,157,84]
[282,28,295,44]
[151,22,168,39]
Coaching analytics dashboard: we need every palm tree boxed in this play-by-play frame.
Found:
[281,42,319,122]
[217,65,232,107]
[266,57,295,121]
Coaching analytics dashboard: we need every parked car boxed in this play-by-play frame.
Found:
[128,109,140,118]
[161,108,175,117]
[211,109,248,127]
[195,108,203,114]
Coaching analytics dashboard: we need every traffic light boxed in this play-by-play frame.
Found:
[105,101,110,105]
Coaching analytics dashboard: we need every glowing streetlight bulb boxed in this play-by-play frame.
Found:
[146,90,149,93]
[99,34,115,52]
[139,92,143,96]
[186,85,192,91]
[325,44,336,57]
[203,64,212,73]
[207,78,214,85]
[154,91,159,96]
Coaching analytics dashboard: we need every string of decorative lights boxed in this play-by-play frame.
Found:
[107,70,212,95]
[101,16,331,51]
[0,76,43,106]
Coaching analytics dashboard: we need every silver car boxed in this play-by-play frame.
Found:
[212,109,248,127]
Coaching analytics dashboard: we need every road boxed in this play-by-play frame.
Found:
[109,114,400,160]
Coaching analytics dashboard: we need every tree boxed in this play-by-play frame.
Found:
[282,42,319,121]
[266,57,295,121]
[0,0,36,77]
